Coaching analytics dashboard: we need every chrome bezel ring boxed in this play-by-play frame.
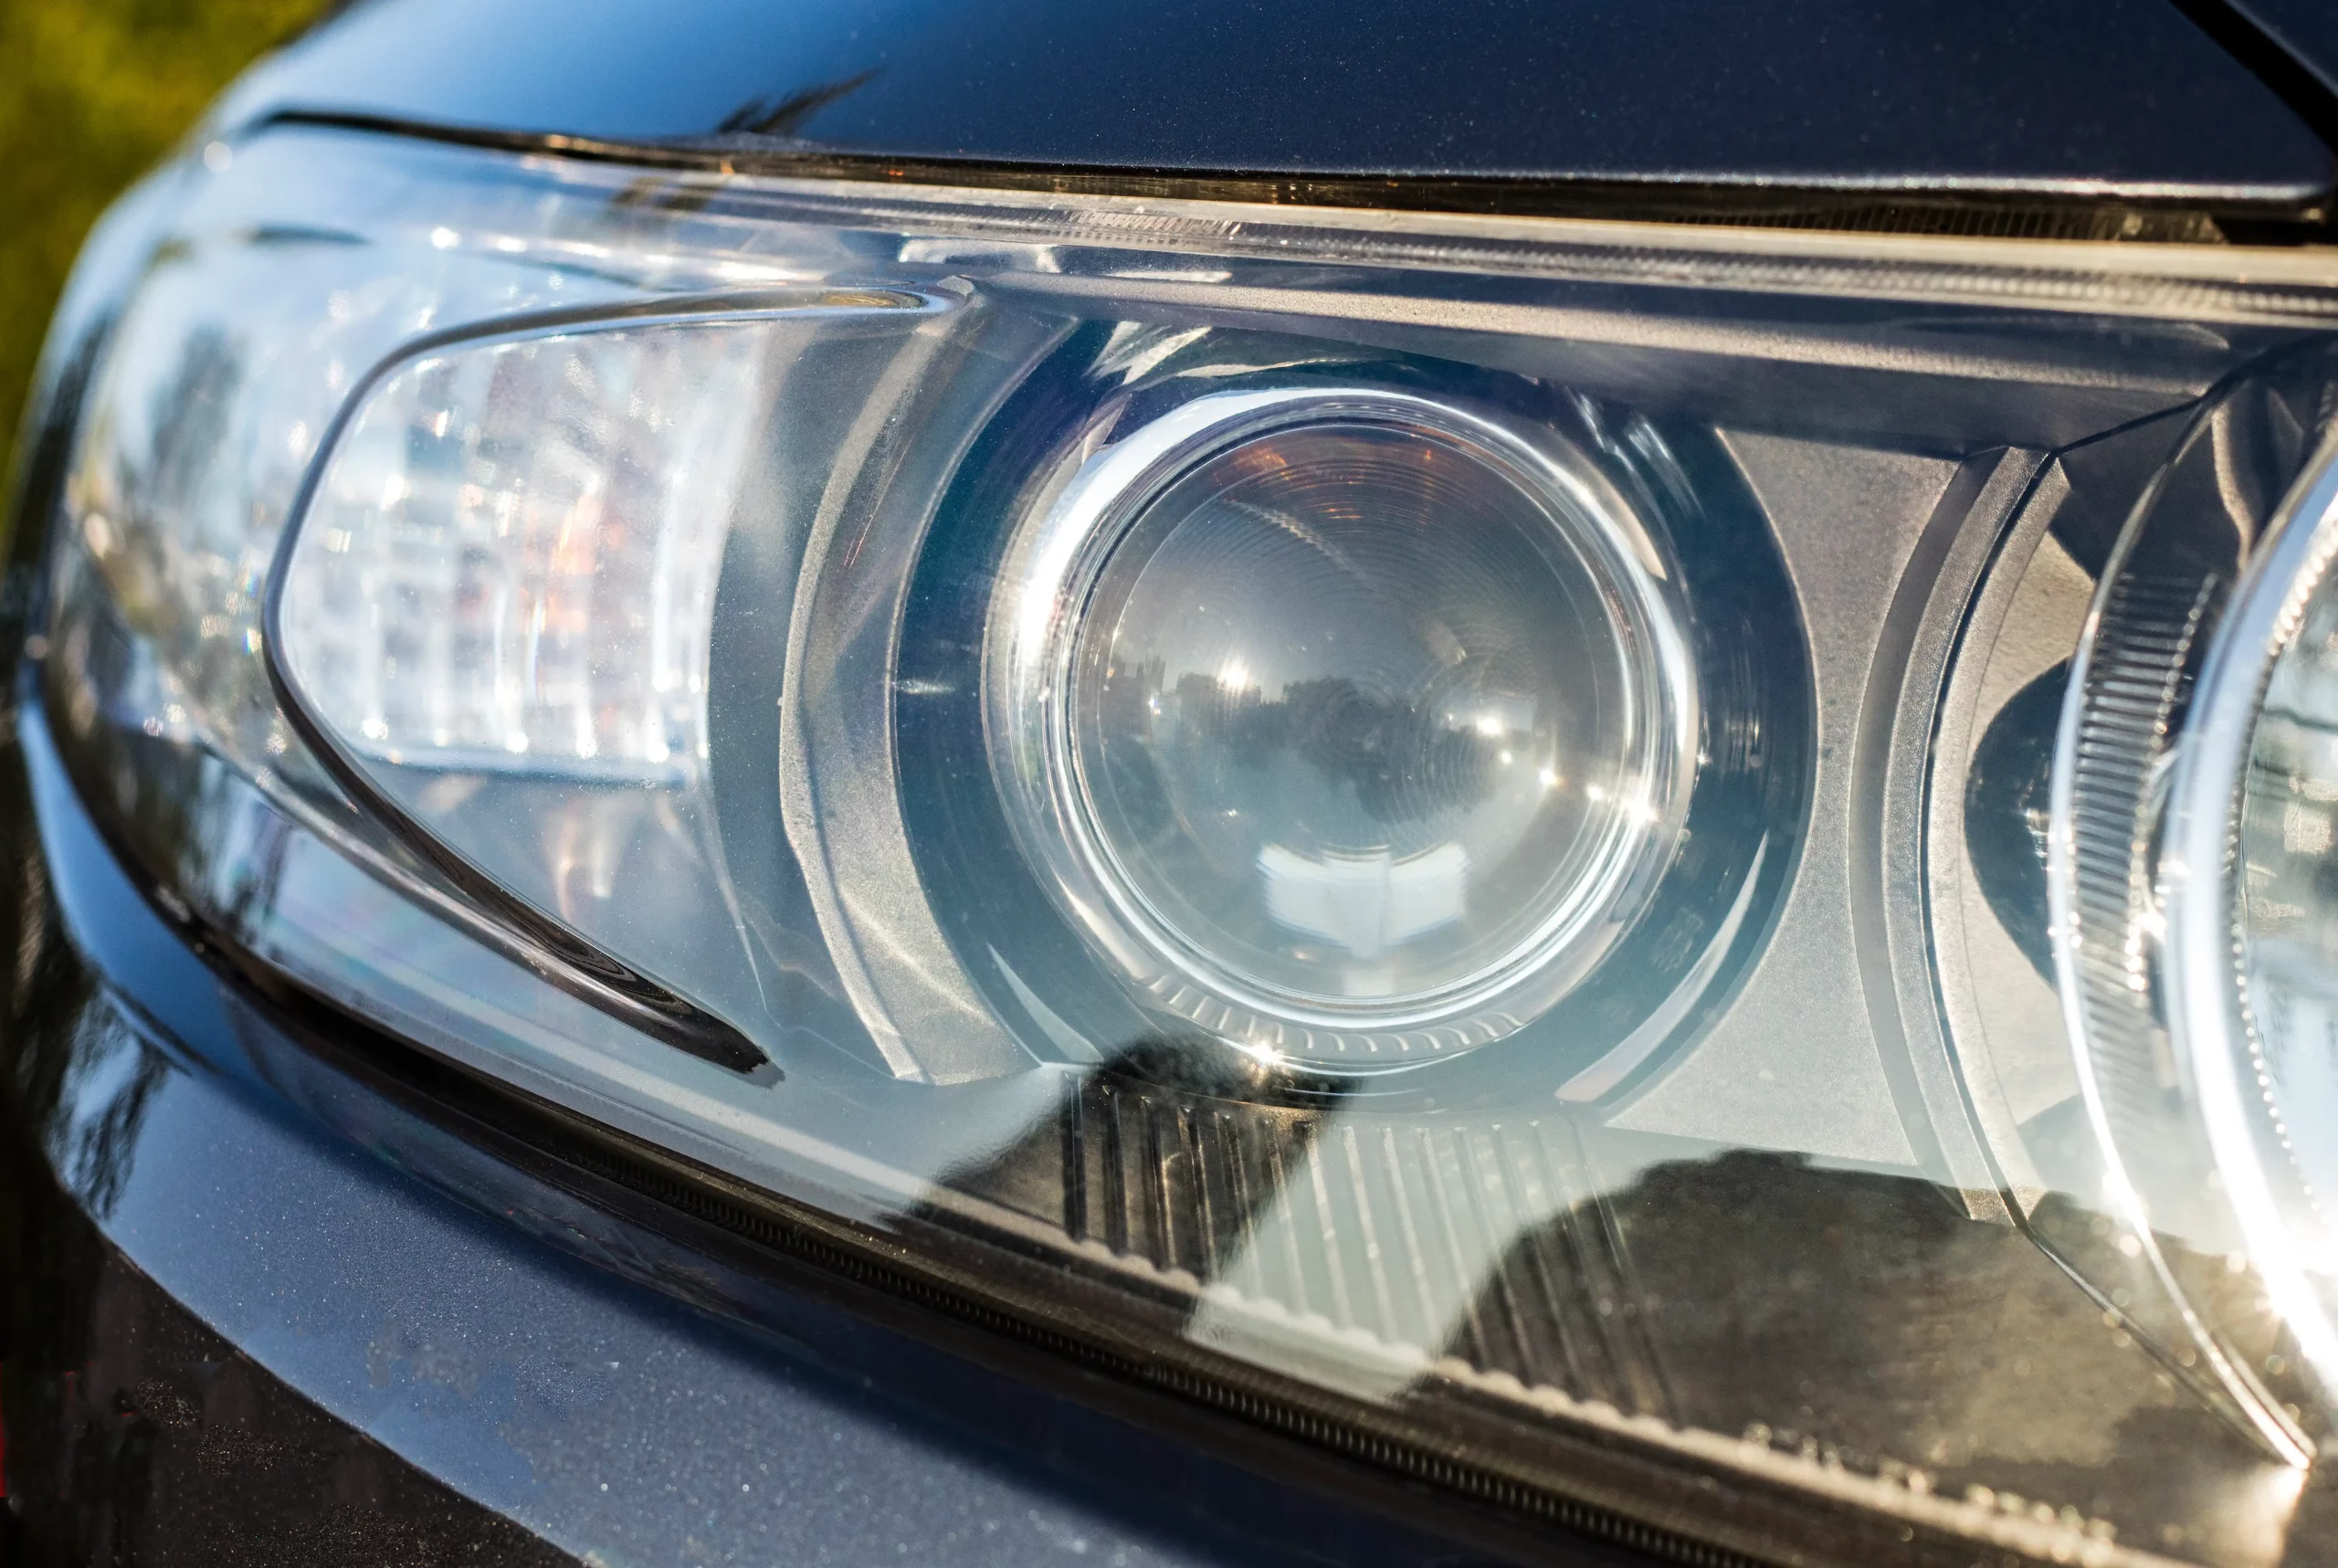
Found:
[2164,427,2338,1397]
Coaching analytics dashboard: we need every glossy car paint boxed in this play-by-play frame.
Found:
[6,0,2338,1563]
[207,0,2334,201]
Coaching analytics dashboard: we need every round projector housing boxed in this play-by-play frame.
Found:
[985,387,1698,1069]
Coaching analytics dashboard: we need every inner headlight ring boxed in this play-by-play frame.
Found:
[2166,420,2338,1396]
[2048,346,2338,1465]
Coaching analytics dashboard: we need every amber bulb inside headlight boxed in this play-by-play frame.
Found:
[988,388,1696,1068]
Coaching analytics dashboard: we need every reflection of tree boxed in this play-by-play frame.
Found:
[1458,1145,2283,1548]
[138,324,241,527]
[49,1008,169,1222]
[1964,666,2063,981]
[1155,671,1501,826]
[82,321,292,769]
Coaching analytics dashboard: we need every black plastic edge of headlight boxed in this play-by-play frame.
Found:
[242,108,2334,247]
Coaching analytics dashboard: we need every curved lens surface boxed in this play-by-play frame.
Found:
[2236,544,2338,1274]
[1060,415,1674,1056]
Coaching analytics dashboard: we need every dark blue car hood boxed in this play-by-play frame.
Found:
[216,0,2335,208]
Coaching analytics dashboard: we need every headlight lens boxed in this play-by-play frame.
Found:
[2233,498,2338,1237]
[2101,378,2338,1436]
[2048,353,2338,1465]
[2228,478,2338,1353]
[37,122,2338,1567]
[988,388,1692,1064]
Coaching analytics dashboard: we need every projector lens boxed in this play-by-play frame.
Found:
[990,390,1695,1067]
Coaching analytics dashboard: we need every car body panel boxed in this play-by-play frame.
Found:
[209,0,2334,202]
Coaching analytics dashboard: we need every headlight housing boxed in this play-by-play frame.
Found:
[33,121,2338,1567]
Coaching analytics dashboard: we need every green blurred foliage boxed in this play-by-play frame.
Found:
[0,0,329,473]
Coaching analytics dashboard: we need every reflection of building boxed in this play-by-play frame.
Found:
[1258,842,1467,959]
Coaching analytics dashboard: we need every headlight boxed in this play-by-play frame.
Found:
[35,122,2338,1566]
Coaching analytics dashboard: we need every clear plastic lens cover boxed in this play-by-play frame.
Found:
[42,123,2338,1566]
[2236,530,2338,1300]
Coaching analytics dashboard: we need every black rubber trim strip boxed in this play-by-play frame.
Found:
[250,108,2327,245]
[2165,0,2338,163]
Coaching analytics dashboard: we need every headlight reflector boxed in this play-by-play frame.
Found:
[276,318,770,782]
